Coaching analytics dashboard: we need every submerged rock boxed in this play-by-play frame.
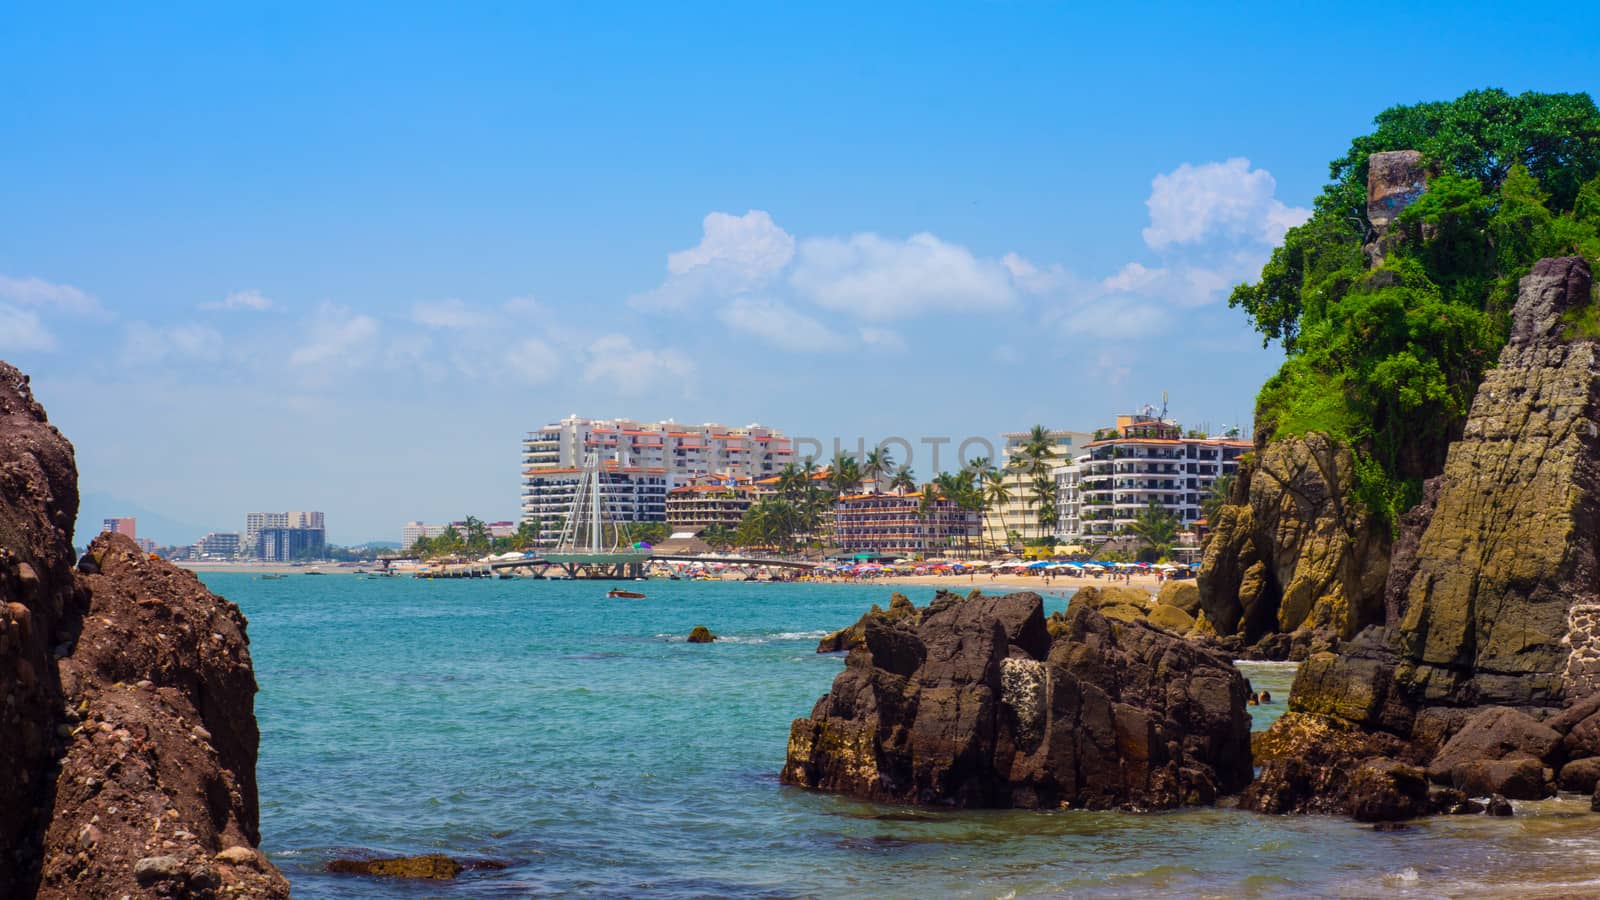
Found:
[686,626,717,643]
[328,854,466,879]
[782,591,1251,810]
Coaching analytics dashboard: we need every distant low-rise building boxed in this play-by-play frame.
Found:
[402,519,519,550]
[193,532,241,558]
[832,490,981,558]
[665,478,759,531]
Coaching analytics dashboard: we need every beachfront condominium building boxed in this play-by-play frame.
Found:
[521,416,793,540]
[1059,412,1249,538]
[255,526,326,562]
[521,465,669,546]
[192,532,241,559]
[832,490,982,558]
[401,519,518,550]
[522,416,793,488]
[402,521,446,550]
[101,517,137,539]
[246,511,325,553]
[665,478,759,531]
[992,430,1094,546]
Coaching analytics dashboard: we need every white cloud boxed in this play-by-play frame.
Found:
[1142,157,1310,250]
[1101,262,1164,294]
[411,298,491,329]
[121,322,223,365]
[0,275,100,314]
[503,296,548,317]
[790,232,1015,320]
[632,210,795,310]
[583,334,693,394]
[0,305,57,351]
[289,304,380,368]
[718,298,843,352]
[504,337,561,384]
[668,210,795,278]
[1002,253,1080,295]
[858,327,907,353]
[201,289,274,312]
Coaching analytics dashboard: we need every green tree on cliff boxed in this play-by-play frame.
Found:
[1231,89,1600,526]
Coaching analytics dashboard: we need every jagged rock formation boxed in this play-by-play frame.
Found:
[0,362,288,898]
[1393,256,1600,707]
[1198,433,1390,647]
[782,591,1252,810]
[1247,257,1600,817]
[815,591,924,653]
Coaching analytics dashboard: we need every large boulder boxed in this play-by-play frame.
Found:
[782,592,1251,810]
[0,361,288,899]
[1425,707,1561,782]
[1198,434,1390,643]
[1393,257,1600,708]
[1157,580,1201,615]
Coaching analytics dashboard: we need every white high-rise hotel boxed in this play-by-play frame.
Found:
[520,416,793,544]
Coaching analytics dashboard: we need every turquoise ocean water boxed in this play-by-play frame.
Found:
[202,573,1600,898]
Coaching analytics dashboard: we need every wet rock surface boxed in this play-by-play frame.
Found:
[783,591,1251,810]
[0,360,288,898]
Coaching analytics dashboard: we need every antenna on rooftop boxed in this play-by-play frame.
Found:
[1160,391,1169,421]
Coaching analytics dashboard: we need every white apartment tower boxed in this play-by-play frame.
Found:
[1060,413,1249,538]
[520,417,793,543]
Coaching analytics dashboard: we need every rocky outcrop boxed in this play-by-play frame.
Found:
[1393,257,1600,707]
[1247,257,1600,817]
[0,365,82,898]
[686,626,716,643]
[0,362,287,898]
[1364,149,1428,265]
[782,591,1252,810]
[1199,433,1390,645]
[815,591,923,653]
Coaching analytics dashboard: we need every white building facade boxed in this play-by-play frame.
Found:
[992,429,1094,545]
[1060,413,1248,538]
[520,417,793,538]
[521,465,669,546]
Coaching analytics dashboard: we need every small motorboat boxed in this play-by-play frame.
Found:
[607,589,647,600]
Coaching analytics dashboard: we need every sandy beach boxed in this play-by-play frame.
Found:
[808,571,1167,592]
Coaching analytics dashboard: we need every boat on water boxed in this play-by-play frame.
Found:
[607,589,646,599]
[260,574,286,581]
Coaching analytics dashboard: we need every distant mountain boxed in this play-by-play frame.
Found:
[75,492,211,548]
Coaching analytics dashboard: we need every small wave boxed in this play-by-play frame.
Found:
[1383,867,1420,887]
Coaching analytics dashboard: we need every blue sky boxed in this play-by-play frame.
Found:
[3,2,1597,544]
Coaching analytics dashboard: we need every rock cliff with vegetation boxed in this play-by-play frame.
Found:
[0,362,288,899]
[1200,89,1600,654]
[783,591,1252,810]
[1247,255,1600,817]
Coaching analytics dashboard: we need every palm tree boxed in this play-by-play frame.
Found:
[776,463,805,503]
[1201,474,1236,522]
[828,453,861,498]
[890,464,917,495]
[1128,500,1180,560]
[862,447,893,493]
[1030,473,1058,546]
[981,467,1011,553]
